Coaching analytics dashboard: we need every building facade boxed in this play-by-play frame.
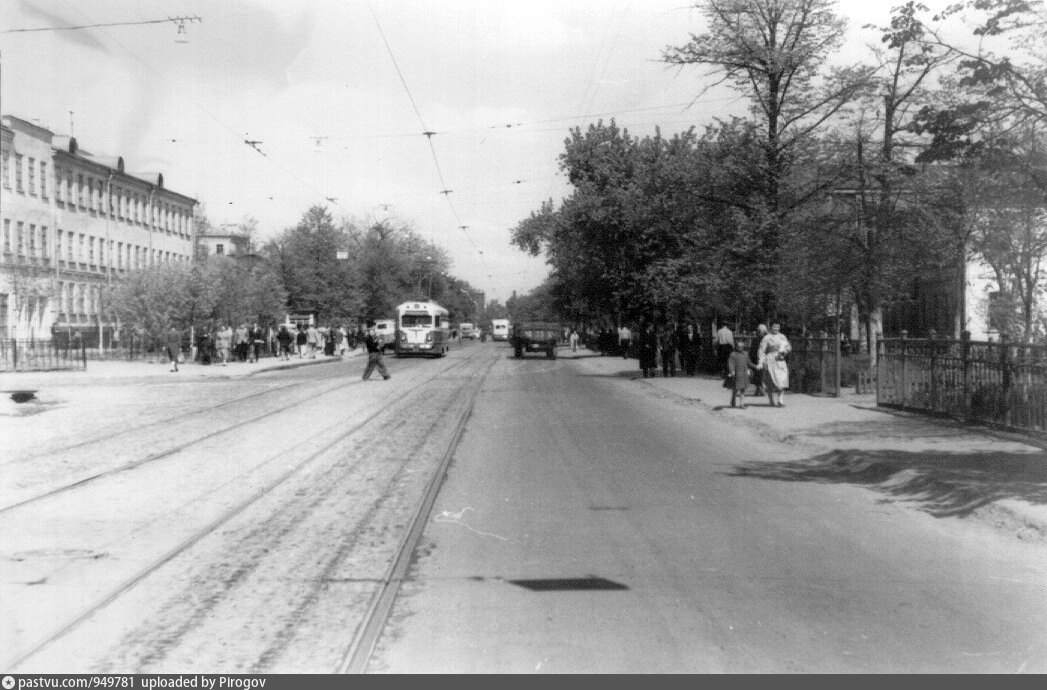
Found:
[1,115,197,342]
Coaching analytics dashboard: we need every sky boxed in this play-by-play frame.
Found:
[0,0,962,304]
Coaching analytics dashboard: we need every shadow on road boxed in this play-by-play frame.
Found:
[729,448,1047,517]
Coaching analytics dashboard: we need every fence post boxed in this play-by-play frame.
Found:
[961,331,971,422]
[12,338,18,370]
[930,336,939,413]
[900,330,909,409]
[1001,333,1012,427]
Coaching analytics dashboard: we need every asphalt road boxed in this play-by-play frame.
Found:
[371,345,1047,673]
[2,341,1045,672]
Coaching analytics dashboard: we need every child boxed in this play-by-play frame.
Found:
[727,338,754,408]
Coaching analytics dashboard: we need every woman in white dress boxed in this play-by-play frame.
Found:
[757,322,792,407]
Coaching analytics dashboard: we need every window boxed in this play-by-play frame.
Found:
[99,238,105,267]
[54,167,62,202]
[76,284,85,314]
[28,157,36,195]
[56,231,62,261]
[78,234,85,263]
[88,236,95,264]
[15,154,23,192]
[41,227,47,259]
[77,174,85,207]
[67,232,74,261]
[16,222,24,256]
[216,243,224,255]
[1,150,9,188]
[401,314,433,327]
[28,224,36,257]
[3,219,9,253]
[40,162,47,198]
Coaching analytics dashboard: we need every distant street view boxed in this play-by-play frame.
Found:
[2,0,1047,675]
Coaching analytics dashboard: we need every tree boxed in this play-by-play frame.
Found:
[261,206,358,321]
[664,0,872,314]
[109,263,203,346]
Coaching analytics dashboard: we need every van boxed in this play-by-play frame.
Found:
[375,319,396,352]
[492,319,510,341]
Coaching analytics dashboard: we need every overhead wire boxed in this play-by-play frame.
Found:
[48,0,353,219]
[364,0,482,258]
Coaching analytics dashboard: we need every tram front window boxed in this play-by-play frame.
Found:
[401,314,432,327]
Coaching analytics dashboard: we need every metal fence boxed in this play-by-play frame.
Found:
[877,334,1047,435]
[0,339,87,372]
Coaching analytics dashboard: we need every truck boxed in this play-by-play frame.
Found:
[458,322,477,340]
[492,319,510,342]
[511,321,561,360]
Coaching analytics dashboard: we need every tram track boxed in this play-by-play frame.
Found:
[13,353,411,463]
[339,344,496,673]
[0,355,470,516]
[4,351,488,671]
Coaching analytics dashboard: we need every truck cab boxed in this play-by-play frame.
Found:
[511,321,561,360]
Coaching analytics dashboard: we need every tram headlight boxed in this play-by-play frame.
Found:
[425,332,433,342]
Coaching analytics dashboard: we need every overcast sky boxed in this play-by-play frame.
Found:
[1,0,960,304]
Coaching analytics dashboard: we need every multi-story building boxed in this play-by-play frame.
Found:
[1,115,197,342]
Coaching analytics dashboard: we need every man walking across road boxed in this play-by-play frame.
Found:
[362,320,391,381]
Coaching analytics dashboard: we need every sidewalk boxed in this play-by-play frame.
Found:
[0,347,364,390]
[567,348,1047,544]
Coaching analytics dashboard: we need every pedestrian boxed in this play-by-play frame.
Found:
[659,323,679,377]
[323,326,335,356]
[750,324,768,397]
[333,325,346,357]
[197,330,213,366]
[216,323,233,366]
[569,328,580,352]
[249,322,265,363]
[306,323,319,359]
[618,324,632,359]
[165,325,182,373]
[234,323,250,363]
[679,322,700,376]
[728,338,754,408]
[757,323,792,407]
[296,325,308,358]
[638,321,658,378]
[276,324,294,360]
[715,321,734,376]
[362,320,391,381]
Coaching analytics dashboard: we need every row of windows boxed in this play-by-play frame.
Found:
[3,218,189,268]
[2,149,192,239]
[55,281,100,317]
[1,150,47,198]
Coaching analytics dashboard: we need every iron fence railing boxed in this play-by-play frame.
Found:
[0,339,87,372]
[878,333,1047,435]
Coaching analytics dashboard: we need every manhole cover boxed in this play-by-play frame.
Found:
[509,576,628,592]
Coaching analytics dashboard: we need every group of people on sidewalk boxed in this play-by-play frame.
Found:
[161,321,368,372]
[580,318,793,409]
[724,323,791,408]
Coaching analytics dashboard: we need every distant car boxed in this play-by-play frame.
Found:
[459,322,477,339]
[375,319,396,352]
[492,319,510,342]
[511,321,561,360]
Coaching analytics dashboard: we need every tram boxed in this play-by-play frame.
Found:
[394,300,451,357]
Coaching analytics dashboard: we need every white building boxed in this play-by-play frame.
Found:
[1,115,197,342]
